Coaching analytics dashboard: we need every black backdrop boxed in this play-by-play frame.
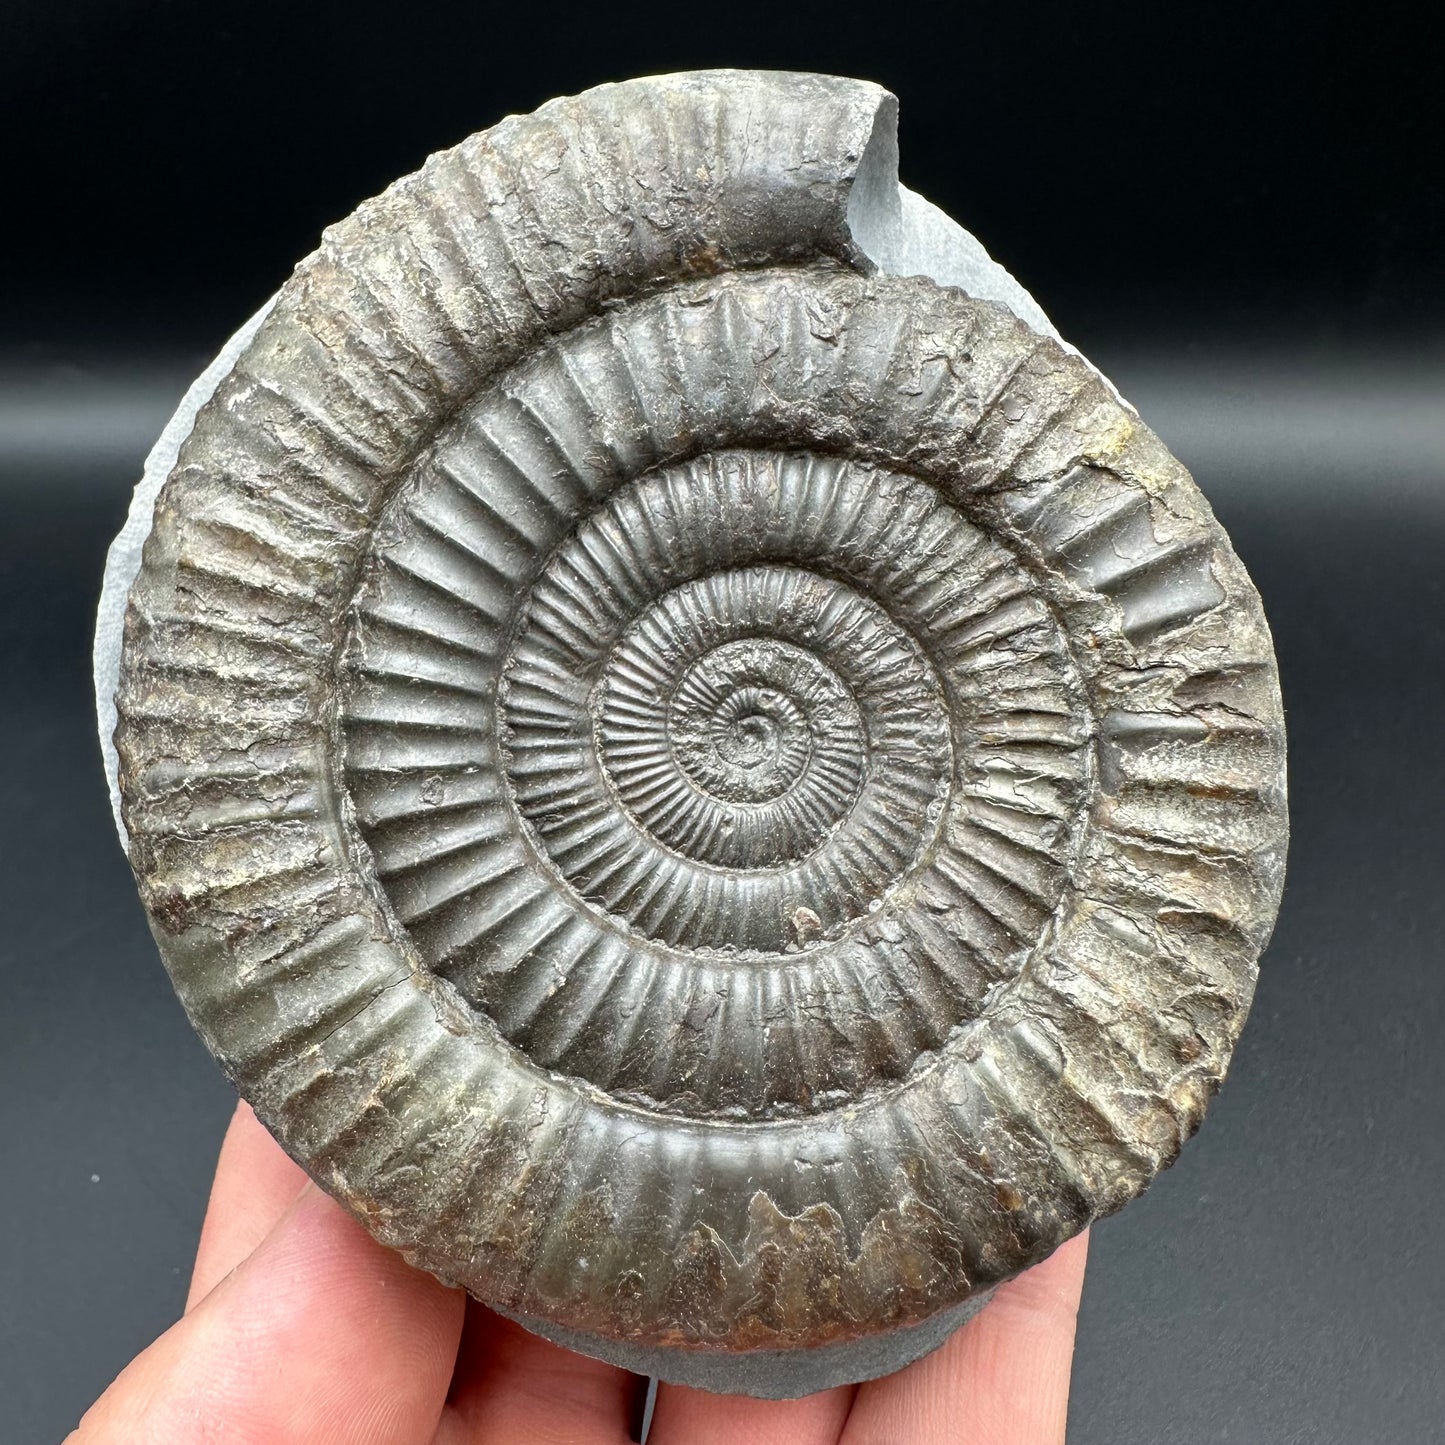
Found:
[7,0,1443,351]
[3,3,1443,1441]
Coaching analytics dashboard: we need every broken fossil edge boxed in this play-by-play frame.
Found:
[96,70,1285,1398]
[94,82,1112,822]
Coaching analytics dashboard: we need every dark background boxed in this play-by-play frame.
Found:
[2,3,1442,1441]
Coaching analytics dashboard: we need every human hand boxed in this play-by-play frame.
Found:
[70,1101,1087,1444]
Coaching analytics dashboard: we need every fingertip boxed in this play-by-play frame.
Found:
[187,1099,310,1310]
[240,1185,467,1428]
[648,1380,855,1445]
[843,1230,1090,1445]
[990,1227,1090,1322]
[82,1180,465,1445]
[443,1302,643,1444]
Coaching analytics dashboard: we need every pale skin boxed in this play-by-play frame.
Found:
[70,1102,1088,1444]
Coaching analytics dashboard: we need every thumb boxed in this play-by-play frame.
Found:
[68,1183,465,1445]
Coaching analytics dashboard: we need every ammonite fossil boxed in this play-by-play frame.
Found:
[96,70,1287,1397]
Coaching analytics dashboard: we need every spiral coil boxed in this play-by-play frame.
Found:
[114,71,1287,1394]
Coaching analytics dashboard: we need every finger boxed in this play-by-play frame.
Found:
[648,1380,855,1445]
[187,1099,310,1310]
[436,1300,644,1445]
[69,1184,466,1445]
[840,1230,1089,1445]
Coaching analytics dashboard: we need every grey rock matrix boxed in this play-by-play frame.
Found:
[107,70,1287,1396]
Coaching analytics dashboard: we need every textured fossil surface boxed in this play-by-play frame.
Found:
[109,70,1287,1396]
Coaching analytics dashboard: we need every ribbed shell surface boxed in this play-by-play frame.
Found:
[113,70,1287,1394]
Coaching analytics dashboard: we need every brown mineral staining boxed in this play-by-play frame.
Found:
[996,1184,1026,1212]
[789,907,824,949]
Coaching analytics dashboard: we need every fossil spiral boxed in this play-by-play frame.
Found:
[105,70,1287,1395]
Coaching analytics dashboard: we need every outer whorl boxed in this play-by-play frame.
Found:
[106,70,1287,1396]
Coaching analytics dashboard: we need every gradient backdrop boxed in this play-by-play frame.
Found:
[3,3,1442,1441]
